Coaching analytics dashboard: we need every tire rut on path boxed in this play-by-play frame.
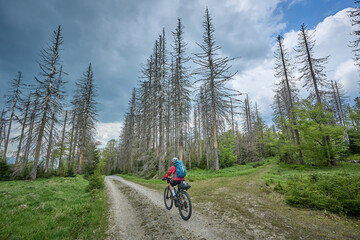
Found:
[105,176,146,240]
[106,175,243,240]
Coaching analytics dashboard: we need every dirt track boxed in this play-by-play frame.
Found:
[105,175,244,240]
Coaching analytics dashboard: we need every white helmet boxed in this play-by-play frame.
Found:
[172,157,178,163]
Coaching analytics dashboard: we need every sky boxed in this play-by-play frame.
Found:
[0,0,357,148]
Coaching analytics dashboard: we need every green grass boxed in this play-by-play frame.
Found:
[119,158,274,191]
[0,176,108,240]
[264,161,360,216]
[264,161,360,185]
[186,159,271,181]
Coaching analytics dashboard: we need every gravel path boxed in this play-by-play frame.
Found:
[105,175,242,240]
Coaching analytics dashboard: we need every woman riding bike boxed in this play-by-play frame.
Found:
[162,157,192,220]
[161,157,185,199]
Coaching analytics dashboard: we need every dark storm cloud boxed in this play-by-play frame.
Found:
[0,0,291,124]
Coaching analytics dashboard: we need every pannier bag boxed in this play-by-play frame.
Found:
[179,181,191,190]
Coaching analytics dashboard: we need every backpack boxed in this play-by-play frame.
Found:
[174,160,187,178]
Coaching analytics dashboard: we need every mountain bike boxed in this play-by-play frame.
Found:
[163,177,192,220]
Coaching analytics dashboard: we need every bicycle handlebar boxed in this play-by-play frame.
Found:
[162,177,172,182]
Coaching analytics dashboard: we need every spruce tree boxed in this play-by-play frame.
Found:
[193,8,240,170]
[30,26,64,180]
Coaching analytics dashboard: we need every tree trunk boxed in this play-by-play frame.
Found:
[72,124,79,172]
[22,96,39,176]
[15,93,30,168]
[58,110,68,175]
[45,71,62,174]
[301,25,322,105]
[0,110,5,150]
[31,102,50,179]
[335,81,350,146]
[211,81,219,170]
[67,111,76,173]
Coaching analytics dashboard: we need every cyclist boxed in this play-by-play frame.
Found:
[162,157,185,199]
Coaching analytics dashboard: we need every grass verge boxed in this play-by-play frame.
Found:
[0,176,108,240]
[120,157,273,189]
[186,159,271,181]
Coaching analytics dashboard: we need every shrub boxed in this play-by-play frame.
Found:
[0,159,11,181]
[250,161,264,168]
[285,174,360,217]
[86,175,104,192]
[219,131,237,168]
[65,168,76,177]
[199,155,208,169]
[274,181,285,193]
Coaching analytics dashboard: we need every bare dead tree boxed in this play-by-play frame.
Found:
[30,26,63,180]
[254,103,265,157]
[274,35,303,164]
[44,66,64,174]
[119,89,136,172]
[172,18,191,162]
[330,80,350,145]
[296,24,337,165]
[349,1,360,83]
[165,57,174,170]
[22,93,39,177]
[70,116,79,172]
[193,8,240,170]
[74,63,98,174]
[199,86,211,169]
[3,72,22,162]
[14,92,31,168]
[66,110,76,174]
[295,24,330,105]
[57,110,68,175]
[158,29,167,173]
[241,94,260,162]
[0,109,6,151]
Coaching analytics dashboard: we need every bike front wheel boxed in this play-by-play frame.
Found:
[164,186,173,210]
[178,191,192,220]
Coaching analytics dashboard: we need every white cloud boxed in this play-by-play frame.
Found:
[231,59,277,122]
[231,8,359,126]
[334,59,359,98]
[2,122,21,155]
[95,121,122,147]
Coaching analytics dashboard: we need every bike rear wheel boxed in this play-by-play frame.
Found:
[178,191,192,220]
[164,186,173,210]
